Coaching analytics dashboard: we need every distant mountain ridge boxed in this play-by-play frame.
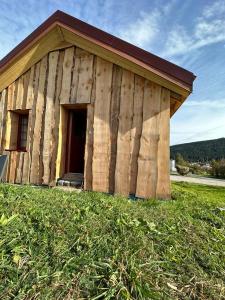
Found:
[170,138,225,162]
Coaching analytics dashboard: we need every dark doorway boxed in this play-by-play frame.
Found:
[66,109,87,174]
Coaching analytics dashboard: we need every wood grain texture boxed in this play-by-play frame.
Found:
[8,151,17,183]
[0,89,8,152]
[84,56,96,190]
[59,47,74,104]
[129,75,144,195]
[42,51,59,184]
[26,66,35,109]
[15,152,24,183]
[108,65,122,193]
[50,50,65,185]
[22,70,31,109]
[92,57,113,192]
[156,88,171,199]
[136,82,161,199]
[76,49,94,103]
[114,69,134,196]
[28,62,41,183]
[0,46,171,198]
[30,56,48,184]
[7,83,15,111]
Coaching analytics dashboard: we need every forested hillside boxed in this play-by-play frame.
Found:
[170,138,225,162]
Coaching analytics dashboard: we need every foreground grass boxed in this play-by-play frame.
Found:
[0,183,224,300]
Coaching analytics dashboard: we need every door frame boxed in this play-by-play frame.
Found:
[65,105,87,174]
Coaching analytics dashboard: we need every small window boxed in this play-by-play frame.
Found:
[17,114,28,151]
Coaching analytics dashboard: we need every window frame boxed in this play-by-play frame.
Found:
[17,113,29,152]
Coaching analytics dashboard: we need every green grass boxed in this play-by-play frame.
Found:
[0,182,224,300]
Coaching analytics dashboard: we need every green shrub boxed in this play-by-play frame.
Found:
[176,164,190,176]
[211,159,225,178]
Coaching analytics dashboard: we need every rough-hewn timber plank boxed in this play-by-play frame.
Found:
[42,51,59,185]
[8,151,17,183]
[156,88,171,199]
[30,56,48,185]
[15,152,24,183]
[7,83,15,111]
[26,66,35,109]
[15,76,23,110]
[129,75,144,195]
[76,49,94,103]
[59,47,74,104]
[22,70,31,109]
[114,69,134,196]
[92,57,113,192]
[84,56,96,190]
[0,90,8,152]
[108,65,122,193]
[12,80,18,110]
[28,62,41,184]
[136,81,161,199]
[56,106,68,178]
[70,47,79,104]
[50,50,65,185]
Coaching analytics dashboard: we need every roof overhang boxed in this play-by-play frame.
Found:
[0,10,196,116]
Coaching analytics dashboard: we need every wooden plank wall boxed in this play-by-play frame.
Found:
[0,46,171,199]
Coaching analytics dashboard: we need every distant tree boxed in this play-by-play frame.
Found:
[176,165,190,176]
[175,153,188,166]
[210,159,225,178]
[170,138,225,163]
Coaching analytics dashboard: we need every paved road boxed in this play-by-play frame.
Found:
[171,175,225,187]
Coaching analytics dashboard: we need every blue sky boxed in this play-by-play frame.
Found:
[0,0,225,145]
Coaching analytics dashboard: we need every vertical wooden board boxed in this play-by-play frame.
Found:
[92,57,113,192]
[28,62,41,184]
[0,89,8,152]
[15,76,23,110]
[30,56,47,185]
[42,51,59,185]
[84,56,96,190]
[12,80,18,110]
[76,49,94,103]
[136,81,161,199]
[15,152,24,184]
[8,151,17,183]
[70,47,80,104]
[22,70,31,109]
[59,47,74,104]
[156,88,171,199]
[114,69,134,196]
[2,150,10,182]
[56,106,68,179]
[7,83,15,111]
[129,75,145,195]
[22,152,30,184]
[50,50,65,185]
[108,65,122,193]
[22,110,33,184]
[26,65,35,109]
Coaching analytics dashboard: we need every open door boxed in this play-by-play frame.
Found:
[66,109,87,174]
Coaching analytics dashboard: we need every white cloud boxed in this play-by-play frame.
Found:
[118,10,160,48]
[163,0,225,58]
[202,0,225,18]
[185,99,225,108]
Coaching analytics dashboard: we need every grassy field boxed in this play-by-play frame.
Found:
[0,182,224,300]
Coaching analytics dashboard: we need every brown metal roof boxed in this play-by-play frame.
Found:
[0,10,196,90]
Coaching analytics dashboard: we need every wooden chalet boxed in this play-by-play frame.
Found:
[0,11,195,198]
